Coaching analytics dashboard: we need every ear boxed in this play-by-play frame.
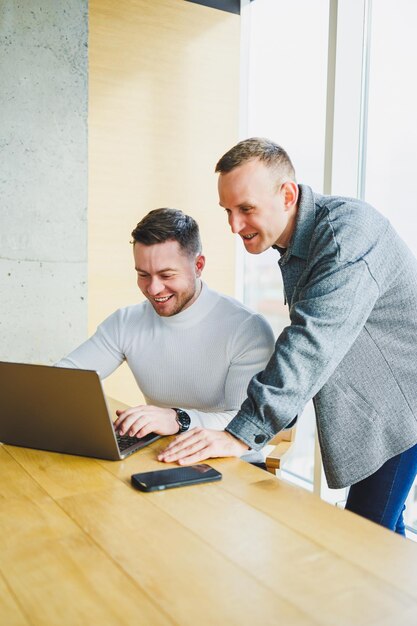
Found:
[195,254,206,276]
[281,181,299,211]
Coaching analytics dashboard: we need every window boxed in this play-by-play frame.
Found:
[241,0,329,487]
[241,0,417,534]
[364,0,417,534]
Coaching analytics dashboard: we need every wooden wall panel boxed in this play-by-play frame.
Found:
[89,0,240,404]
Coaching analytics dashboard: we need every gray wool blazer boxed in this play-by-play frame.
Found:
[226,185,417,489]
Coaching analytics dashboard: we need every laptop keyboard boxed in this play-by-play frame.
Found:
[115,431,159,452]
[116,433,141,452]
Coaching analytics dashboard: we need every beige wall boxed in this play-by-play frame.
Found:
[89,0,240,404]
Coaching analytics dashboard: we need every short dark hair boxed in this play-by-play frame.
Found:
[215,137,296,182]
[131,208,202,257]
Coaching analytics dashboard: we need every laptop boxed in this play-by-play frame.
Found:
[0,361,161,460]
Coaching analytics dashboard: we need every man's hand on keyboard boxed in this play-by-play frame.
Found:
[113,405,179,438]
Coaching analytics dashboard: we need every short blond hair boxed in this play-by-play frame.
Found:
[215,137,296,183]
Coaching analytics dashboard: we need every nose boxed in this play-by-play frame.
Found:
[145,276,164,296]
[229,213,244,234]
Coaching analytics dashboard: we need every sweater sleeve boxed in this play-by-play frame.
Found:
[56,310,125,378]
[184,313,275,430]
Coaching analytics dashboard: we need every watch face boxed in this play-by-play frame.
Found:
[175,409,191,432]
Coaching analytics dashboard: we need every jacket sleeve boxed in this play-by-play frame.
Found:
[226,250,380,450]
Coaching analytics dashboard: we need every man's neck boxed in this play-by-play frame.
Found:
[276,208,298,249]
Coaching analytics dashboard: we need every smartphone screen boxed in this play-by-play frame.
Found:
[131,463,222,492]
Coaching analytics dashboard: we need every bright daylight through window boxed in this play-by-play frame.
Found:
[241,0,417,533]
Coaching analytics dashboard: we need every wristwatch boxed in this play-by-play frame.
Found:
[172,408,191,433]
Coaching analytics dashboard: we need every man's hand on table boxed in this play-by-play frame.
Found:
[157,428,249,465]
[114,405,179,437]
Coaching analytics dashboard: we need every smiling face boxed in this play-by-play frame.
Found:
[218,158,299,254]
[134,239,205,317]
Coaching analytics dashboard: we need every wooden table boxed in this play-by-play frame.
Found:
[2,401,417,625]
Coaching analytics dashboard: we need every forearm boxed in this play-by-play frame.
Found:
[185,409,236,430]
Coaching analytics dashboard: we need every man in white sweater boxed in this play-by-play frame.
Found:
[57,208,274,462]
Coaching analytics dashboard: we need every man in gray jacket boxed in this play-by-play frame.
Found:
[159,137,417,535]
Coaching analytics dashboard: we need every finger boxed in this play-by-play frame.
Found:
[160,442,211,464]
[159,438,207,462]
[129,416,152,437]
[114,416,128,430]
[114,405,148,425]
[134,423,155,438]
[159,428,202,453]
[114,409,136,429]
[117,415,143,436]
[177,448,211,465]
[128,415,155,437]
[127,420,146,437]
[158,436,202,460]
[113,413,124,429]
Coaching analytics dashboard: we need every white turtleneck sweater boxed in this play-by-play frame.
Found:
[57,284,275,460]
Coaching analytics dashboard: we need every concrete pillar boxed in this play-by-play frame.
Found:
[0,0,88,363]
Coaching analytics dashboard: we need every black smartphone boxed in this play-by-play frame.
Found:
[131,463,222,492]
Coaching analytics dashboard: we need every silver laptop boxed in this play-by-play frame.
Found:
[0,361,160,460]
